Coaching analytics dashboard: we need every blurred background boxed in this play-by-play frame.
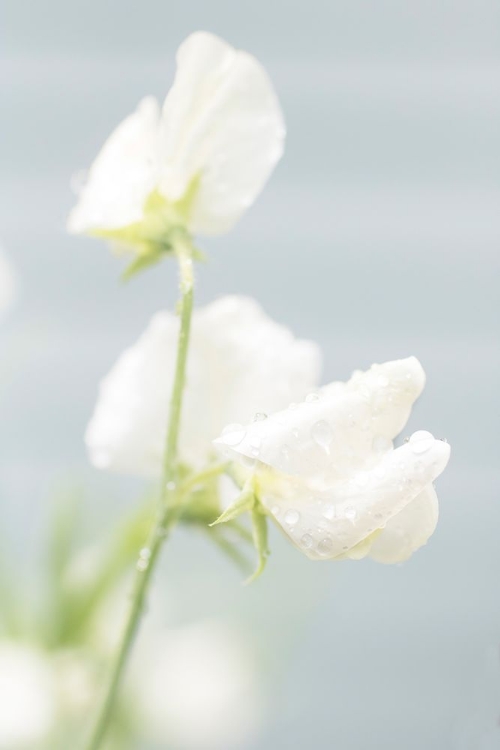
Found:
[1,1,499,748]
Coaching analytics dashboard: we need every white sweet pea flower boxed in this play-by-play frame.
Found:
[215,357,451,564]
[0,642,57,748]
[86,295,321,476]
[135,620,261,750]
[68,31,285,248]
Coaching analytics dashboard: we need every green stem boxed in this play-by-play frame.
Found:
[85,234,194,750]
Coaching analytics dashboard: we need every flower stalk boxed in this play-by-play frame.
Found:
[85,235,194,750]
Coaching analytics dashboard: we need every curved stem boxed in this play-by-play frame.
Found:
[85,236,194,750]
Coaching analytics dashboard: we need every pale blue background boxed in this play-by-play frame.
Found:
[1,1,499,748]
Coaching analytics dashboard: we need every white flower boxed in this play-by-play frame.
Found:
[68,31,285,239]
[135,620,261,750]
[215,357,451,564]
[0,248,15,319]
[86,295,321,477]
[0,642,56,748]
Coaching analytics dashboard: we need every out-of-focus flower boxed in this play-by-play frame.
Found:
[86,295,321,476]
[0,641,56,748]
[0,249,15,318]
[68,31,284,249]
[135,620,261,750]
[215,357,451,564]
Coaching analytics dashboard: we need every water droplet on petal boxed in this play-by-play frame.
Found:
[318,538,334,556]
[301,534,313,549]
[409,430,434,454]
[253,412,268,422]
[311,420,333,451]
[280,445,291,463]
[323,504,335,520]
[284,510,300,526]
[344,506,357,522]
[306,392,320,403]
[222,424,247,447]
[249,435,261,457]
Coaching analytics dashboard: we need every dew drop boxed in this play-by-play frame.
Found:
[311,420,333,450]
[318,538,334,556]
[139,548,151,560]
[306,392,320,403]
[249,435,261,457]
[280,445,291,463]
[409,430,434,454]
[284,510,300,526]
[344,506,357,522]
[221,423,247,447]
[253,412,268,422]
[301,534,313,549]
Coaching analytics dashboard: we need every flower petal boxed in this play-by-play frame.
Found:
[215,357,425,484]
[368,484,439,563]
[86,296,321,476]
[85,310,177,476]
[260,434,449,561]
[159,31,285,235]
[68,97,160,233]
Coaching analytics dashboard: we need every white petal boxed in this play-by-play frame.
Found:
[68,97,160,233]
[85,310,177,476]
[261,434,450,561]
[159,31,285,235]
[215,357,425,484]
[368,484,439,563]
[86,296,321,476]
[135,622,260,749]
[0,642,56,746]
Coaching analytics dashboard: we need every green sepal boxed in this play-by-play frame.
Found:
[209,486,255,526]
[245,505,269,585]
[121,247,167,281]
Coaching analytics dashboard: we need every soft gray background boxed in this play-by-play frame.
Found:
[1,1,499,748]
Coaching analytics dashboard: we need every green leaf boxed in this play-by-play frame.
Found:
[209,486,255,526]
[245,506,269,585]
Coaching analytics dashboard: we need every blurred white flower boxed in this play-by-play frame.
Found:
[68,31,284,239]
[0,641,56,748]
[215,357,451,564]
[86,295,321,476]
[135,620,261,750]
[0,249,15,318]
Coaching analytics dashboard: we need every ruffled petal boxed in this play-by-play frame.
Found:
[368,484,439,563]
[159,31,285,235]
[68,97,161,233]
[215,357,425,484]
[258,434,449,561]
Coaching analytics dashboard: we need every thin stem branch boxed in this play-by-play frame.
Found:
[84,235,194,750]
